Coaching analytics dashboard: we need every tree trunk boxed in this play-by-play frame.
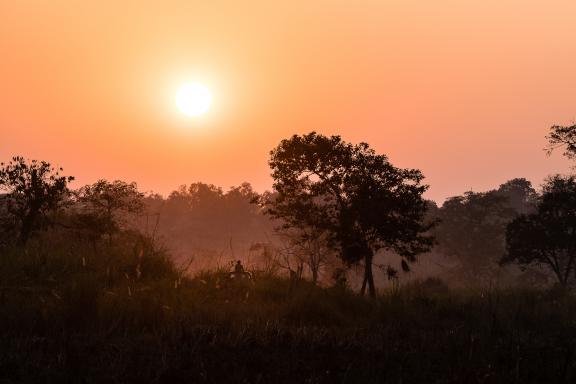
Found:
[366,254,376,297]
[311,267,318,285]
[18,208,38,245]
[360,253,376,297]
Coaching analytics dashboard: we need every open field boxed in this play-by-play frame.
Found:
[1,241,575,383]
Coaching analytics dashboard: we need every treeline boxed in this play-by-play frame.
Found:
[139,183,274,268]
[2,124,576,294]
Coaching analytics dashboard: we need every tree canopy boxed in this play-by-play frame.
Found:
[0,156,73,244]
[546,124,576,160]
[503,175,576,287]
[75,180,144,242]
[265,132,433,296]
[433,178,536,284]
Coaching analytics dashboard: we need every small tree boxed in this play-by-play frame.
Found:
[546,124,576,160]
[75,180,144,243]
[502,175,576,287]
[0,156,74,244]
[266,132,433,296]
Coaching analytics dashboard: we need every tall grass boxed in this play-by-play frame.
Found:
[1,235,576,383]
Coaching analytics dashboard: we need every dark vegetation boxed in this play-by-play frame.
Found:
[1,126,576,382]
[262,132,433,296]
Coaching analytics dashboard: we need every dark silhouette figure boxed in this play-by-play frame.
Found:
[234,260,244,274]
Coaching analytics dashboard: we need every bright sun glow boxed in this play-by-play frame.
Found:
[175,82,213,117]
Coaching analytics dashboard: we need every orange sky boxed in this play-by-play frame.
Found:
[1,0,574,203]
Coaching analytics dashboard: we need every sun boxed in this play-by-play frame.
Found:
[175,82,213,117]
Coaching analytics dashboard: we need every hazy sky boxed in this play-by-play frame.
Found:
[1,0,574,203]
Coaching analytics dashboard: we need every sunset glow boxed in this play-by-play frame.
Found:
[1,1,574,201]
[175,82,212,117]
[3,2,576,380]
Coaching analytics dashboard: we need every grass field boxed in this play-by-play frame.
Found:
[1,237,575,383]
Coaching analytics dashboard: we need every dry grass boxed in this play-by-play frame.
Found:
[1,236,576,383]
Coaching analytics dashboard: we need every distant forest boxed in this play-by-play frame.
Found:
[2,124,576,294]
[3,125,576,382]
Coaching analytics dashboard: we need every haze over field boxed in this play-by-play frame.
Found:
[1,0,575,202]
[5,2,576,383]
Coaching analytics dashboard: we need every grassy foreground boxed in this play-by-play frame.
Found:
[1,238,576,383]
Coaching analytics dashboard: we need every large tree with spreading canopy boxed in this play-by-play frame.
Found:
[265,132,433,296]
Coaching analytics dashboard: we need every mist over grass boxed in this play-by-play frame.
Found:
[1,133,575,382]
[1,234,575,383]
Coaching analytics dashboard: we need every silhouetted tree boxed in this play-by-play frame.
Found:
[435,191,514,283]
[165,183,225,230]
[266,132,433,296]
[503,175,576,287]
[0,156,74,244]
[143,182,274,267]
[75,180,144,243]
[495,178,538,214]
[434,179,537,284]
[224,183,262,229]
[546,124,576,160]
[169,183,224,213]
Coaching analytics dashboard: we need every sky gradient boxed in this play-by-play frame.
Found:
[1,0,574,203]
